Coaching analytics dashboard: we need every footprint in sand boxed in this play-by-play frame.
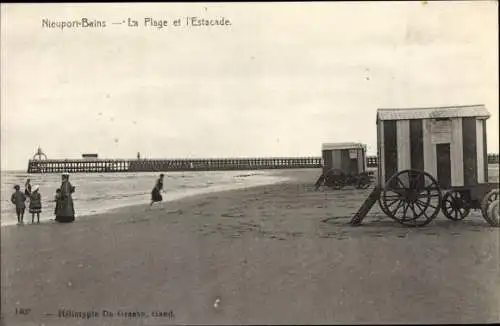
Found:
[221,213,245,218]
[424,232,438,236]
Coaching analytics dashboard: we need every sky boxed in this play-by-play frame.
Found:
[1,1,498,171]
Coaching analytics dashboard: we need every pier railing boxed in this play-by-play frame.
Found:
[27,157,323,173]
[26,154,500,173]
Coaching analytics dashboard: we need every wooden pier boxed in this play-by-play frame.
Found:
[26,154,499,174]
[27,157,323,173]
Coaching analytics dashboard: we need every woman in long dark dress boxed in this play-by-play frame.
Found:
[55,173,76,223]
[150,174,165,206]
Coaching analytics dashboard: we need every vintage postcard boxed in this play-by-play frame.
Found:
[1,2,499,325]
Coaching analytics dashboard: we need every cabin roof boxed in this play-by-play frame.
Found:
[322,142,366,151]
[377,104,490,121]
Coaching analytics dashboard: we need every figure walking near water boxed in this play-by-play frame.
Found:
[29,185,42,224]
[11,185,27,225]
[55,173,76,223]
[150,174,165,207]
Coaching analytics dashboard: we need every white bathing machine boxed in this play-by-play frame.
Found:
[376,104,491,189]
[350,104,499,227]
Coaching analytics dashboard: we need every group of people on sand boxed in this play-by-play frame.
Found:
[11,172,165,225]
[10,173,76,225]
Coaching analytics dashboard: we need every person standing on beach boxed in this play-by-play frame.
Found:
[55,173,76,223]
[54,188,61,217]
[11,185,27,225]
[29,185,42,224]
[150,174,165,206]
[24,178,32,198]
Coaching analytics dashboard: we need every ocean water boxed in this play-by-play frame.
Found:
[1,170,290,226]
[2,166,498,227]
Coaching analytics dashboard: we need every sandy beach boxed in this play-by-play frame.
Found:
[1,169,499,325]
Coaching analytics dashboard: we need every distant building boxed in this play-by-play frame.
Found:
[82,153,98,159]
[32,146,48,160]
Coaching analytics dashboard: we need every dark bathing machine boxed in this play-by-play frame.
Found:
[351,104,499,228]
[315,142,373,190]
[321,142,367,177]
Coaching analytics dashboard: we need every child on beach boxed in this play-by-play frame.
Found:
[54,188,61,216]
[11,185,27,225]
[29,185,42,224]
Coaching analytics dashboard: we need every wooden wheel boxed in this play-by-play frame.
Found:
[380,169,442,227]
[481,189,499,227]
[486,200,499,227]
[331,182,345,190]
[355,174,372,189]
[356,182,371,189]
[326,169,345,190]
[441,190,470,221]
[378,195,391,216]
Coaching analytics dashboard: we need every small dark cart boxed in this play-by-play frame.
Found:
[315,142,373,190]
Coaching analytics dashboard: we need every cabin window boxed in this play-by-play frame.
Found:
[430,118,452,144]
[434,118,451,122]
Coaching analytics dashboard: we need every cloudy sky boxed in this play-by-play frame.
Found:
[1,1,498,171]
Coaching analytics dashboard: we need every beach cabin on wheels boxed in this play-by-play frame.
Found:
[348,104,498,228]
[376,104,491,189]
[315,142,372,190]
[321,142,367,176]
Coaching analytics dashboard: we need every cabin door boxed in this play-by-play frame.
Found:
[436,144,451,189]
[348,149,359,175]
[431,119,453,189]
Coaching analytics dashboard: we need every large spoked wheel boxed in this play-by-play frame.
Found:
[487,200,499,227]
[377,195,392,216]
[380,169,442,227]
[441,190,470,221]
[481,189,499,227]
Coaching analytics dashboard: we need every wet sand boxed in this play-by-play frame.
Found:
[1,169,499,325]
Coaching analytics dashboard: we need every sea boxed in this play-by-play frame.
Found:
[2,166,498,227]
[1,170,291,227]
